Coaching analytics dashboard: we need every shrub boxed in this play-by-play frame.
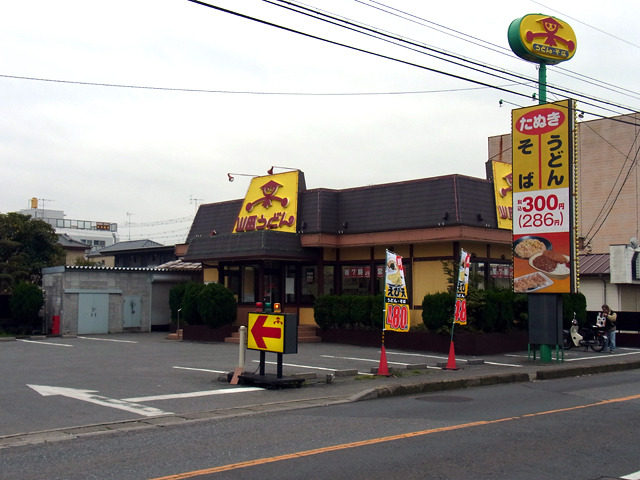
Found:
[313,294,385,330]
[169,283,187,323]
[421,292,455,332]
[562,292,587,328]
[350,295,372,328]
[313,295,334,329]
[197,283,237,328]
[371,294,385,329]
[333,295,352,329]
[471,289,515,333]
[180,282,204,325]
[9,282,43,333]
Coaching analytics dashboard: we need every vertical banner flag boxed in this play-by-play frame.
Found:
[512,99,577,294]
[384,250,410,332]
[454,249,471,325]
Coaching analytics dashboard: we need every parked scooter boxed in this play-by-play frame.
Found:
[563,312,607,351]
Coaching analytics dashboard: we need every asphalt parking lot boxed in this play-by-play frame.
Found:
[2,332,640,440]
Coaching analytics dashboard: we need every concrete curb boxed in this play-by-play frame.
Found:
[351,360,640,402]
[535,358,640,380]
[350,372,531,402]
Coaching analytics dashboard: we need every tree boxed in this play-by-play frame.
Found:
[197,283,237,328]
[0,213,65,292]
[9,282,44,334]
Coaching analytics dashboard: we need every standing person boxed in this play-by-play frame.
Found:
[601,304,618,353]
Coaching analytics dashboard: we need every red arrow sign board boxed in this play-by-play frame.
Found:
[248,313,285,352]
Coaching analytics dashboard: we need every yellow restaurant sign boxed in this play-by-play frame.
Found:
[492,161,513,230]
[511,99,577,294]
[234,171,299,234]
[508,14,577,65]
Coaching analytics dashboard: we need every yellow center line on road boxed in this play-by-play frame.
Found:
[147,393,640,480]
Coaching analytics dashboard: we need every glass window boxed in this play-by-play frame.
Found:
[225,267,241,301]
[301,266,318,304]
[242,266,257,303]
[375,264,385,295]
[323,265,335,296]
[285,265,296,303]
[471,262,512,290]
[341,265,371,295]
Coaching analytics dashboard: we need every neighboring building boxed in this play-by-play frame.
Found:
[92,239,177,268]
[57,234,91,265]
[42,264,202,334]
[182,171,512,327]
[20,205,119,252]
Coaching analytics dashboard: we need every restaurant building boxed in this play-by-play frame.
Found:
[182,170,512,326]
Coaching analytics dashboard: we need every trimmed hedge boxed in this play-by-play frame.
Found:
[169,281,236,329]
[314,294,384,330]
[421,289,586,333]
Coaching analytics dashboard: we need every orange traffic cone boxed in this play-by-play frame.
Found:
[378,344,390,376]
[444,341,459,370]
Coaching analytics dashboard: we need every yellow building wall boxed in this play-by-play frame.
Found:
[323,248,337,261]
[340,247,370,261]
[203,267,219,283]
[299,307,316,325]
[413,260,448,299]
[413,243,452,257]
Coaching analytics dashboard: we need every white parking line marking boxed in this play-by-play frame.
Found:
[78,336,138,343]
[173,366,227,374]
[252,360,374,375]
[386,350,521,368]
[17,339,73,347]
[484,361,522,367]
[386,350,447,360]
[321,354,409,365]
[622,470,640,480]
[252,360,343,371]
[124,387,263,402]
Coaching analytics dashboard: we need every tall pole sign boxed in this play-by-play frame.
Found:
[508,14,578,363]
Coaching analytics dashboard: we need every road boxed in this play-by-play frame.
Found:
[2,369,640,480]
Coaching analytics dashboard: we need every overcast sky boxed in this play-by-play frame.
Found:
[2,0,638,244]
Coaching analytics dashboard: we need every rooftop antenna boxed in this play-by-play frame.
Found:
[126,212,133,240]
[37,198,53,219]
[190,195,204,213]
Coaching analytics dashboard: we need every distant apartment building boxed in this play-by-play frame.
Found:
[20,202,119,252]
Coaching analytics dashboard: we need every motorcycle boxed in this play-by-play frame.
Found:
[563,313,607,352]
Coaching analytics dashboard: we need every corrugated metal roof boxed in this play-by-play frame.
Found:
[47,265,198,273]
[579,253,610,275]
[156,259,202,270]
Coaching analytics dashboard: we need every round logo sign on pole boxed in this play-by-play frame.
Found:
[508,14,577,65]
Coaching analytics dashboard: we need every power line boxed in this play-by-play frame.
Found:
[529,0,640,49]
[125,216,194,227]
[356,0,640,104]
[262,0,638,117]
